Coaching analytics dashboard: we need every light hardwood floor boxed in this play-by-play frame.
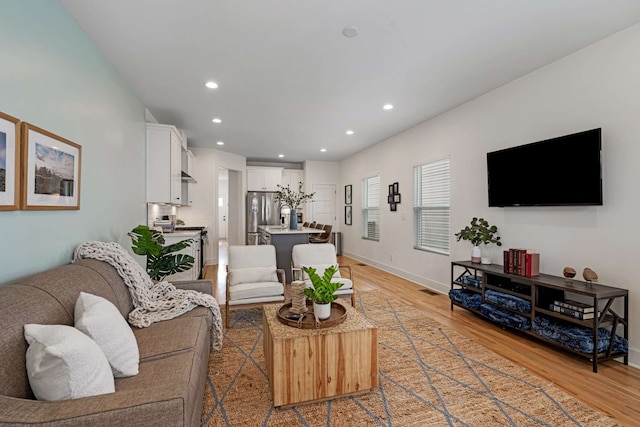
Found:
[204,250,640,426]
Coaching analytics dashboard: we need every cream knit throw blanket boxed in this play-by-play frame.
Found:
[73,241,223,351]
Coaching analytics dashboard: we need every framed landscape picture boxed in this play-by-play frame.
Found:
[21,122,82,210]
[0,112,20,210]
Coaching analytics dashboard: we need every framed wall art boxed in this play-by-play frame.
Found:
[345,205,352,225]
[345,184,352,205]
[21,122,82,210]
[0,112,20,211]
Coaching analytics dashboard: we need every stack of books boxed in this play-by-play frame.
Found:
[503,249,540,277]
[549,300,597,320]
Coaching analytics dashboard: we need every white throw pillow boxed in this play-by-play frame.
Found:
[74,292,139,377]
[24,324,115,401]
[229,267,278,286]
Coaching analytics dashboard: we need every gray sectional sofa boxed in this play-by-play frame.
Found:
[0,259,214,427]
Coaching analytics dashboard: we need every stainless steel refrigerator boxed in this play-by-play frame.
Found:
[246,191,281,244]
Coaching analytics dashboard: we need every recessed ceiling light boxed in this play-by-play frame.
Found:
[278,154,284,158]
[320,148,327,152]
[216,141,224,146]
[212,118,222,123]
[383,104,394,110]
[346,130,354,135]
[342,26,359,38]
[205,81,218,89]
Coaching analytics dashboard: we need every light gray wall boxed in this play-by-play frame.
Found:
[0,1,146,283]
[340,24,640,365]
[182,147,246,265]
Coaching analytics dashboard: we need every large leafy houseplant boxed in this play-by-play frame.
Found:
[303,265,343,304]
[128,225,194,281]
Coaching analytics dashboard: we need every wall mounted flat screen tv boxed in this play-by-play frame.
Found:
[487,128,602,207]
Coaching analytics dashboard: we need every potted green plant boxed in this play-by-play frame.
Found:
[128,225,194,281]
[454,217,502,264]
[302,265,343,320]
[275,182,315,229]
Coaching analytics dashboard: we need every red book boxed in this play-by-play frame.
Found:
[503,250,509,273]
[518,249,527,276]
[508,249,515,273]
[525,253,540,277]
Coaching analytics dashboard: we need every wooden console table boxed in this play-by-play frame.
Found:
[263,302,378,407]
[451,261,628,372]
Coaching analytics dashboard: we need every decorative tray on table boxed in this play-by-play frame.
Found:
[276,301,347,329]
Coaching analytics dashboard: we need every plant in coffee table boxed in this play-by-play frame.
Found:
[303,265,342,320]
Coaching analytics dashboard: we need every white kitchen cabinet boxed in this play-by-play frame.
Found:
[281,169,303,190]
[162,232,201,281]
[247,167,283,191]
[147,124,183,204]
[181,150,196,206]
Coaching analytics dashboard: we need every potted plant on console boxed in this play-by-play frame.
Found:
[455,217,502,264]
[303,265,343,320]
[275,182,315,229]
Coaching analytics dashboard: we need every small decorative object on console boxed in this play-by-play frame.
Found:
[563,267,577,281]
[583,267,598,283]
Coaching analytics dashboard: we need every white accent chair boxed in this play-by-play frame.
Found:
[291,243,355,306]
[226,245,285,328]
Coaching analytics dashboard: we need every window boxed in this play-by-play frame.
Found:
[414,158,450,254]
[362,175,380,240]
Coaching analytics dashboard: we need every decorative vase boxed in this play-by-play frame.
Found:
[313,301,331,320]
[471,245,481,264]
[289,208,298,229]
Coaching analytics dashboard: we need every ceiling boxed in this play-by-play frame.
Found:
[61,0,640,163]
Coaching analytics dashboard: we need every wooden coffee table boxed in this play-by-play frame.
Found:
[263,301,378,407]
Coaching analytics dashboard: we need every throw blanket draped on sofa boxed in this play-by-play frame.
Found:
[73,241,223,351]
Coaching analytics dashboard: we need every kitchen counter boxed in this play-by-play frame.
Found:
[258,225,324,283]
[162,230,201,238]
[258,225,324,235]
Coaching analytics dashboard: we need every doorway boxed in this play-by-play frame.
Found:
[311,184,336,225]
[218,169,228,240]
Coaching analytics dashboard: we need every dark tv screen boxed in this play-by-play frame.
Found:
[487,128,602,207]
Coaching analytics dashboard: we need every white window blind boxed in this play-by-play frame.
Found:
[362,175,380,241]
[413,158,450,254]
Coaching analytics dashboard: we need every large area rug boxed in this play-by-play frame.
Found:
[201,292,619,426]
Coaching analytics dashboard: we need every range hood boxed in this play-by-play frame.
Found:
[181,171,197,184]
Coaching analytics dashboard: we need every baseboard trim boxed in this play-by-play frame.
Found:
[342,251,448,295]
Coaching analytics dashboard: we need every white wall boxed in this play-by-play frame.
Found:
[180,147,246,265]
[340,24,640,365]
[0,1,146,284]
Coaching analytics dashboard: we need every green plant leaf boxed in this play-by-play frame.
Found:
[129,225,195,281]
[302,265,343,304]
